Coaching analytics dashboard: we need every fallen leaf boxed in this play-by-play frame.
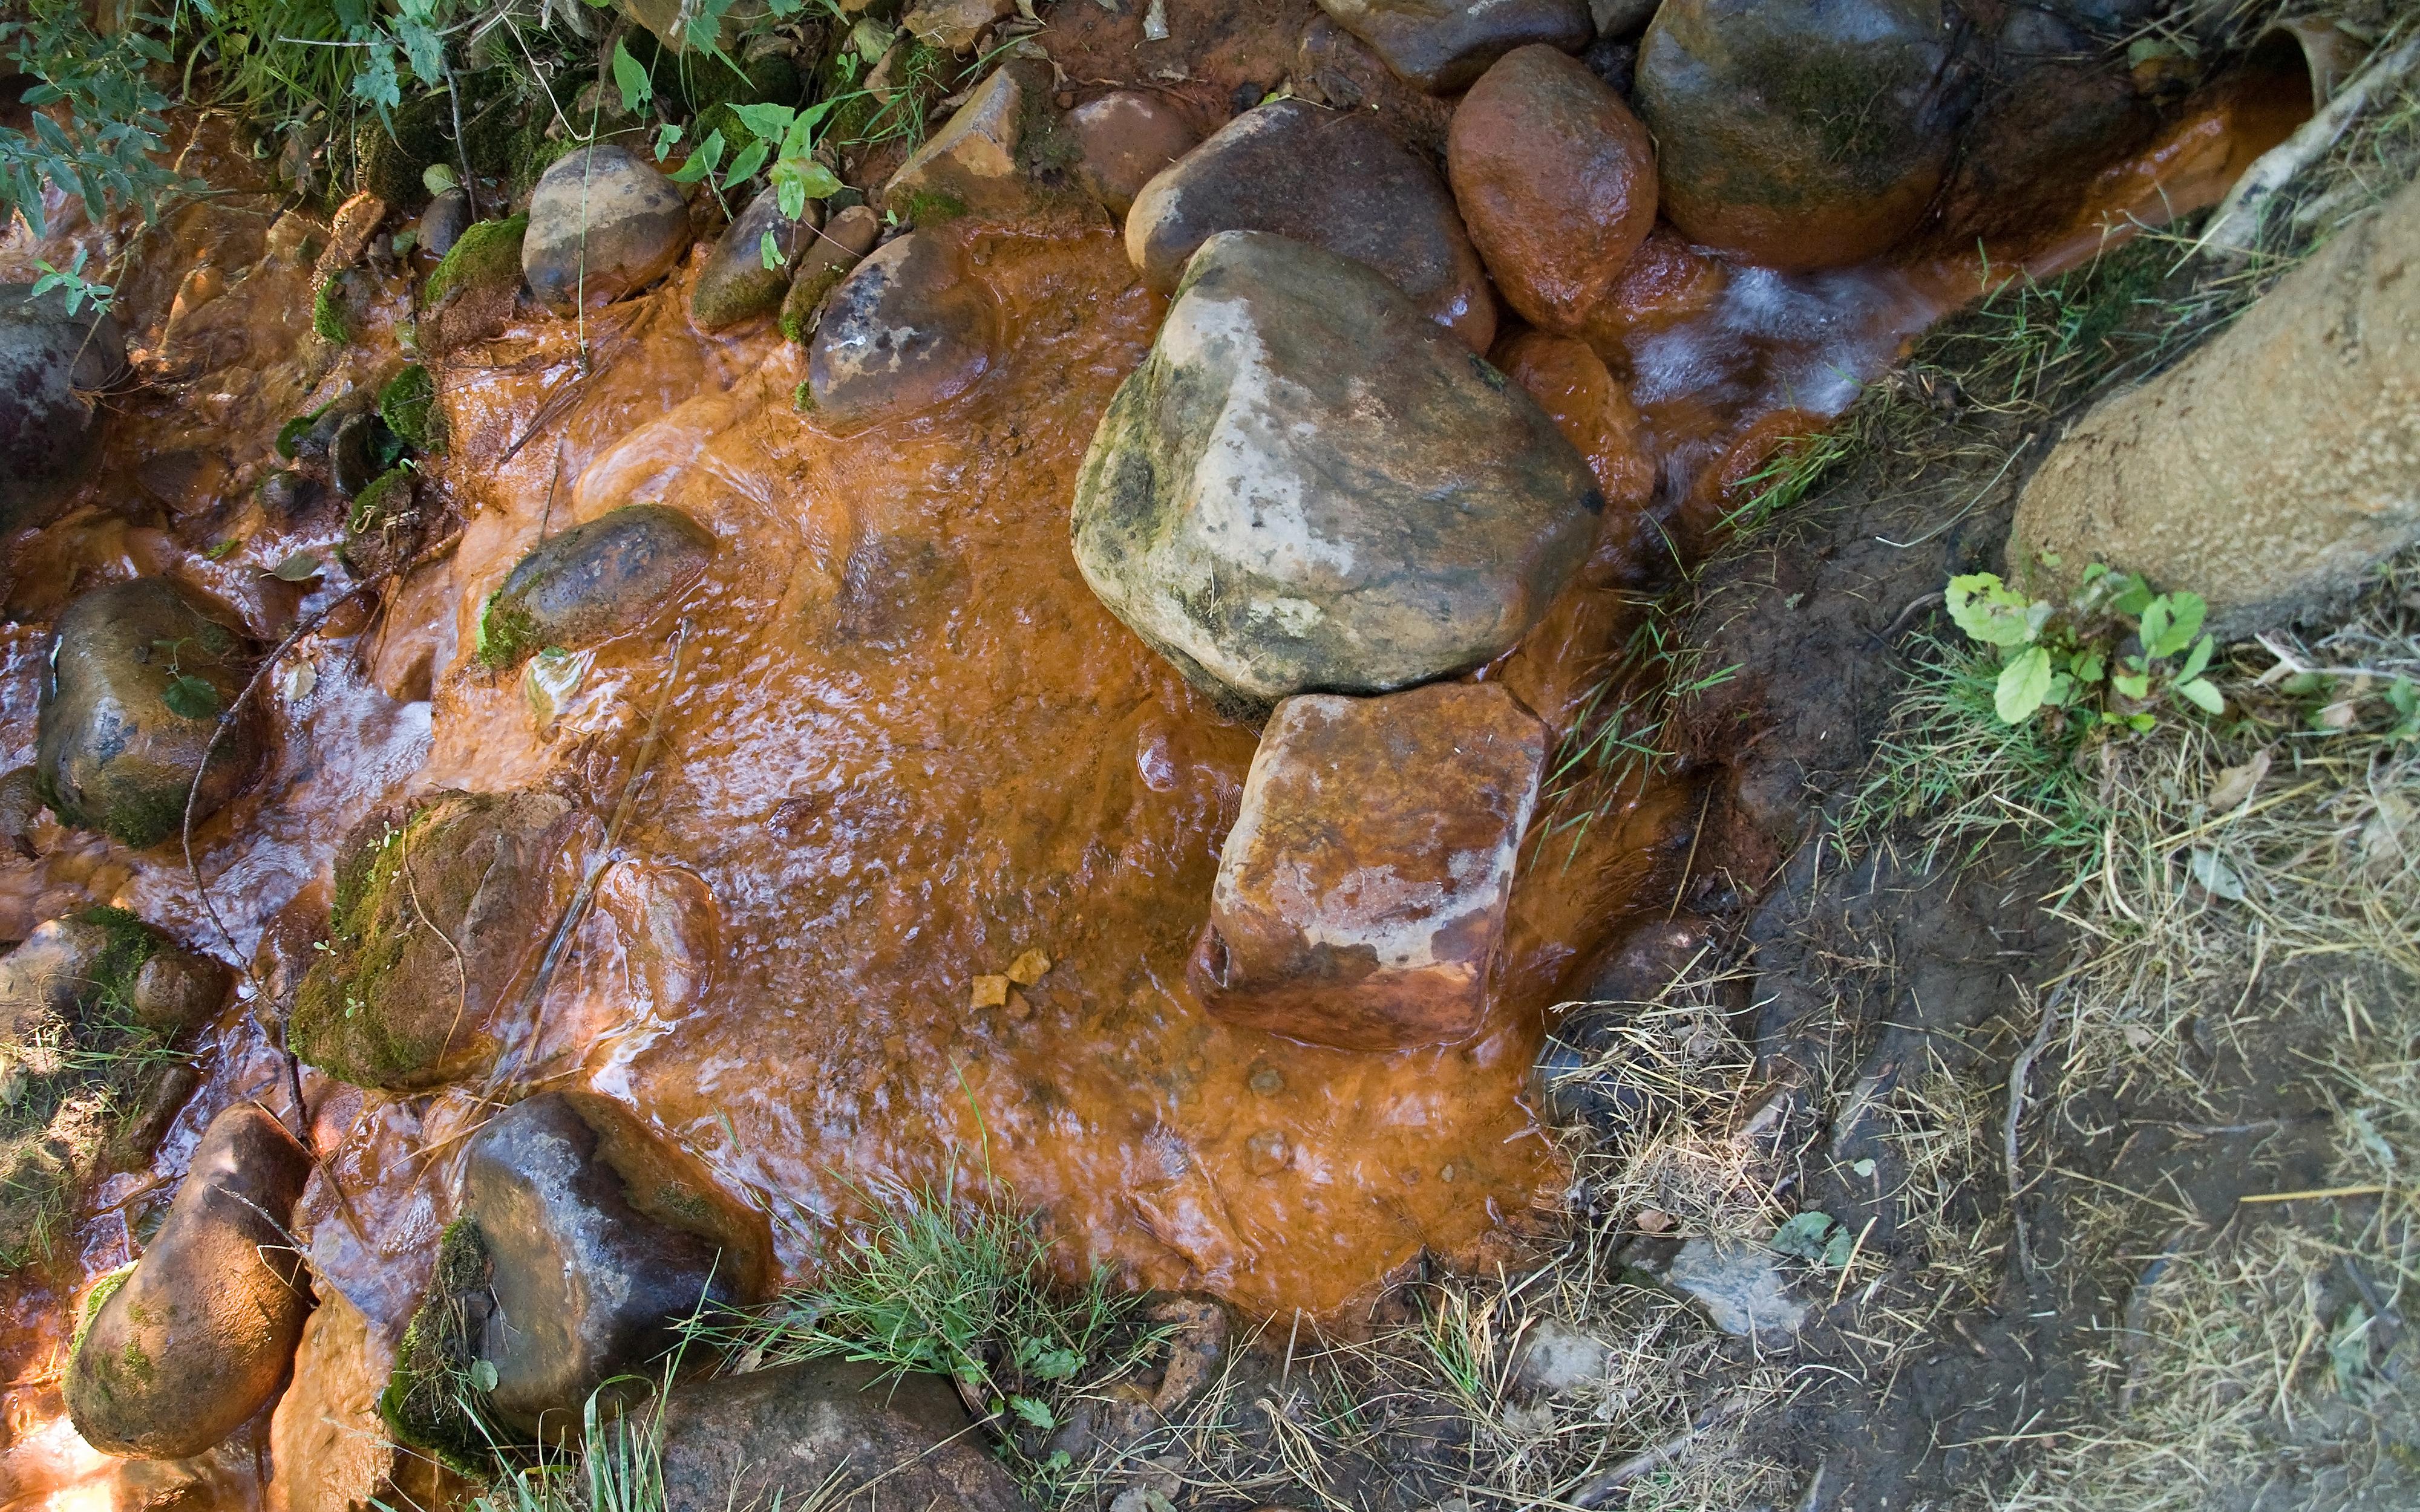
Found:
[278,659,318,702]
[2205,749,2269,810]
[1006,948,1051,986]
[969,974,1009,1009]
[1635,1208,1674,1234]
[268,550,323,582]
[2188,847,2246,902]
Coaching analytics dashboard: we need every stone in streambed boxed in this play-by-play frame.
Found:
[1070,91,1199,219]
[65,1106,313,1458]
[270,1291,448,1512]
[1664,1238,1808,1346]
[885,60,1072,223]
[412,186,472,262]
[1124,99,1496,351]
[1634,0,1972,269]
[806,233,997,426]
[35,578,264,849]
[657,1359,1028,1512]
[289,789,582,1090]
[1071,230,1597,711]
[692,188,817,331]
[0,282,127,534]
[460,1091,770,1437]
[1190,683,1546,1051]
[1495,330,1655,516]
[1581,225,1728,341]
[777,204,882,345]
[522,146,692,314]
[1314,0,1591,93]
[476,504,716,670]
[1448,47,1658,336]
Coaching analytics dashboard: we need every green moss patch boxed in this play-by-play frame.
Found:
[473,593,540,672]
[379,1217,498,1475]
[425,214,528,308]
[312,273,350,344]
[378,365,440,452]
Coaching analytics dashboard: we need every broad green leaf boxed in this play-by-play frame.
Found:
[2111,575,2154,616]
[722,138,771,187]
[2112,668,2150,700]
[730,102,799,143]
[1995,646,2054,725]
[667,129,727,184]
[2176,676,2224,714]
[2179,632,2214,682]
[1769,1210,1839,1261]
[759,229,786,270]
[612,39,653,114]
[1026,1346,1082,1381]
[2140,592,2205,659]
[422,161,457,195]
[653,122,684,161]
[396,17,443,85]
[269,550,324,582]
[469,1357,499,1393]
[2069,646,2105,685]
[1009,1395,1055,1430]
[162,674,223,722]
[2188,847,2245,901]
[1945,572,2038,647]
[773,159,843,223]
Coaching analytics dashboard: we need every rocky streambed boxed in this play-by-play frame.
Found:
[0,0,2321,1505]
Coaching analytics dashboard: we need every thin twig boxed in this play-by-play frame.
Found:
[1569,1395,1748,1507]
[2006,985,2061,1274]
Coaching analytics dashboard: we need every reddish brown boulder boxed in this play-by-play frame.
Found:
[1494,331,1655,515]
[1070,92,1200,219]
[1581,226,1729,345]
[1189,683,1548,1051]
[1448,47,1658,336]
[1315,0,1592,94]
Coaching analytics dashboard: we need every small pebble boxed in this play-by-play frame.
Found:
[1006,948,1051,986]
[969,974,1009,1009]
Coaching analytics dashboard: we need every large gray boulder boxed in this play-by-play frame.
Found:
[1071,230,1599,712]
[656,1359,1028,1512]
[523,145,693,314]
[35,578,264,849]
[1124,100,1496,352]
[0,282,125,533]
[65,1106,314,1458]
[1634,0,1971,268]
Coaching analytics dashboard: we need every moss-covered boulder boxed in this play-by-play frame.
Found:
[289,789,581,1090]
[65,1105,313,1458]
[0,908,227,1272]
[353,93,453,209]
[378,1217,496,1474]
[422,215,527,355]
[692,189,816,331]
[34,578,265,849]
[341,468,424,579]
[378,364,441,452]
[475,505,715,670]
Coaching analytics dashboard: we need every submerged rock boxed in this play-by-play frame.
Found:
[0,282,127,533]
[289,789,581,1090]
[806,233,997,426]
[1189,683,1547,1051]
[1448,47,1658,336]
[1070,91,1200,219]
[476,504,716,670]
[460,1092,770,1436]
[269,1291,436,1512]
[35,578,264,849]
[692,188,817,331]
[656,1358,1028,1512]
[522,146,693,314]
[1125,100,1496,350]
[777,204,883,345]
[1071,230,1597,710]
[1313,0,1591,93]
[65,1105,314,1458]
[1634,0,1970,268]
[1495,330,1655,516]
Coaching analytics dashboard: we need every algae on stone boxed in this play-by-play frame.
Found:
[379,1217,497,1476]
[378,365,440,452]
[425,214,528,308]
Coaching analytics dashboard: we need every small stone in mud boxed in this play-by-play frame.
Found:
[970,973,1010,1009]
[807,233,998,427]
[1188,683,1548,1051]
[1634,0,1972,267]
[476,503,716,669]
[522,145,693,314]
[1663,1237,1808,1346]
[65,1105,314,1458]
[1006,948,1051,985]
[884,59,1062,223]
[1313,0,1591,93]
[1072,231,1597,709]
[1125,99,1496,351]
[655,1359,1028,1512]
[460,1092,770,1436]
[1448,46,1658,336]
[288,789,582,1090]
[0,282,127,534]
[35,578,264,849]
[1069,91,1200,218]
[777,204,883,345]
[692,187,818,332]
[413,186,472,261]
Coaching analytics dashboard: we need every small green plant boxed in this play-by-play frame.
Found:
[28,250,115,316]
[0,1,188,234]
[152,626,236,723]
[1944,564,2223,733]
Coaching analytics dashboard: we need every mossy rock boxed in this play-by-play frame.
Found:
[378,365,441,452]
[425,214,528,308]
[339,468,422,579]
[476,504,716,670]
[288,789,579,1090]
[379,1217,497,1474]
[353,93,455,208]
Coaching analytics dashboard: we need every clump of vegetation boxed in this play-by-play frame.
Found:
[1945,565,2222,731]
[0,0,186,234]
[378,363,441,451]
[381,1217,499,1475]
[424,214,528,307]
[311,272,351,343]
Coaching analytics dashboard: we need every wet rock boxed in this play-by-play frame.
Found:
[476,504,715,670]
[1634,0,1970,268]
[1591,0,1659,40]
[903,0,1013,53]
[1146,1293,1231,1412]
[1580,225,1727,341]
[1577,913,1719,1004]
[422,214,528,353]
[341,468,423,579]
[412,186,472,261]
[1071,231,1597,709]
[885,60,1066,222]
[35,579,264,849]
[806,233,997,427]
[1188,683,1548,1051]
[269,1291,425,1512]
[0,282,127,533]
[0,910,226,1040]
[65,1106,314,1458]
[1448,47,1658,336]
[289,789,581,1090]
[522,146,693,314]
[1495,330,1655,516]
[1070,91,1199,219]
[692,188,817,331]
[257,468,324,524]
[1663,1237,1807,1346]
[462,1091,769,1437]
[1125,100,1496,350]
[1313,0,1592,93]
[777,204,883,344]
[656,1358,1027,1512]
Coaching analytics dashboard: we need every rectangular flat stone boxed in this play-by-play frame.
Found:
[1188,681,1547,1050]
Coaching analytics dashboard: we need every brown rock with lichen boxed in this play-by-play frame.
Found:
[1448,46,1658,336]
[1189,683,1548,1051]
